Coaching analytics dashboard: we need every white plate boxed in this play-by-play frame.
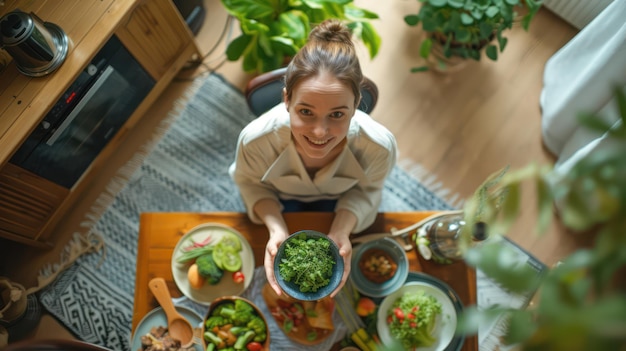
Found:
[130,306,203,351]
[171,223,255,305]
[377,281,457,351]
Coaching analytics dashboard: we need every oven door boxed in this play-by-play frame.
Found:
[11,58,153,188]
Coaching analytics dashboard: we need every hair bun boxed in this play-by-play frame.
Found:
[310,19,353,45]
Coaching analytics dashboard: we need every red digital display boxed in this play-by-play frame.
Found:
[66,92,77,104]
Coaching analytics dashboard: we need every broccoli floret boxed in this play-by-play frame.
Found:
[196,253,223,284]
[204,316,231,330]
[234,299,255,315]
[218,299,257,325]
[247,316,267,342]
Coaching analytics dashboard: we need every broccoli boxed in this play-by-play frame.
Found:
[205,315,231,331]
[219,299,256,325]
[247,316,267,342]
[196,253,223,284]
[387,290,442,349]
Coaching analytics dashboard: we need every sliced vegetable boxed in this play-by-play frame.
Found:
[234,330,255,350]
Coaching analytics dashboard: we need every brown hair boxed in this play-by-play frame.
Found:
[284,19,363,108]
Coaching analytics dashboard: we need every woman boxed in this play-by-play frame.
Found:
[230,19,397,297]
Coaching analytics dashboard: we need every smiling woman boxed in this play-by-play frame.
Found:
[229,18,398,301]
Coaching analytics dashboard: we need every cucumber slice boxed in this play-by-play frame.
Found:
[218,233,242,252]
[221,250,242,272]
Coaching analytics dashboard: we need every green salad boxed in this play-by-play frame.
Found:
[278,235,335,292]
[386,290,443,349]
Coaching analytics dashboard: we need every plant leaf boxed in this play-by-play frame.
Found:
[486,6,499,18]
[428,0,448,7]
[225,34,253,61]
[503,310,537,345]
[411,66,429,73]
[356,21,381,58]
[419,37,433,59]
[404,14,420,26]
[486,45,498,60]
[536,175,553,234]
[447,0,464,8]
[221,0,276,19]
[460,13,474,25]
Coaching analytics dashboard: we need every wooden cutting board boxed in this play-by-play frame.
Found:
[262,283,335,345]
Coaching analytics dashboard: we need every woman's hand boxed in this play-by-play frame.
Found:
[327,231,352,298]
[327,209,358,298]
[253,199,290,296]
[264,229,289,296]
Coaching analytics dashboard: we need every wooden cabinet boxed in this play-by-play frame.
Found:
[0,0,200,247]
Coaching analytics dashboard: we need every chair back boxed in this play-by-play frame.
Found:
[245,67,379,117]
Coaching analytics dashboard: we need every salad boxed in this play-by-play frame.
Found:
[386,290,442,349]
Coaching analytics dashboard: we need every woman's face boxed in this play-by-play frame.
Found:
[284,71,356,161]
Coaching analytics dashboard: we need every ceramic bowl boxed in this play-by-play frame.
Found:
[203,296,270,350]
[274,230,344,301]
[350,237,408,297]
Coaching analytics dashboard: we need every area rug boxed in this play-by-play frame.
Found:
[37,73,540,350]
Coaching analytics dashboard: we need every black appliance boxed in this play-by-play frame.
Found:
[10,35,155,188]
[173,0,206,36]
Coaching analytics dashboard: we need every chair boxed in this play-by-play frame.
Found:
[1,339,114,351]
[245,67,379,117]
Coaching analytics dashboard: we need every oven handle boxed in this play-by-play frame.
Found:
[46,65,115,145]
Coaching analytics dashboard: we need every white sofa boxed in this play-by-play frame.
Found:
[540,0,626,175]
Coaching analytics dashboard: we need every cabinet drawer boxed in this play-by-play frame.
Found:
[116,0,192,80]
[0,163,69,239]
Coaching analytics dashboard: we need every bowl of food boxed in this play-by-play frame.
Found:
[131,306,204,351]
[274,230,344,301]
[350,237,408,297]
[376,274,462,351]
[202,296,269,351]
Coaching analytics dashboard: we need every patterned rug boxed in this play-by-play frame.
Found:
[37,73,539,350]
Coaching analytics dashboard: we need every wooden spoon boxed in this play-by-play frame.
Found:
[148,277,194,348]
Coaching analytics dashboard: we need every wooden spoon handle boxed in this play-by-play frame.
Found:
[148,277,181,321]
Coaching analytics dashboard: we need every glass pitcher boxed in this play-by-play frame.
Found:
[415,213,487,264]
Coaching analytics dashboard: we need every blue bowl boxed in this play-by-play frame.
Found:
[350,237,408,298]
[274,230,344,301]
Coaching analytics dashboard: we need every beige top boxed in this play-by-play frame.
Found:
[229,103,397,233]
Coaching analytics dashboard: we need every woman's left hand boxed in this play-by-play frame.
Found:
[327,232,352,298]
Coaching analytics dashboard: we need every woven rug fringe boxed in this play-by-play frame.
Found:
[28,232,104,296]
[397,158,465,209]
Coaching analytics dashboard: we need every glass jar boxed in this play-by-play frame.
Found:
[415,214,487,264]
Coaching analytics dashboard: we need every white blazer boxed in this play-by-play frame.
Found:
[230,103,397,233]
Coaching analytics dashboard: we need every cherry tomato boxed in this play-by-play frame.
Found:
[247,341,262,351]
[232,271,245,284]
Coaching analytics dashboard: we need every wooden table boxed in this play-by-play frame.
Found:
[132,211,478,350]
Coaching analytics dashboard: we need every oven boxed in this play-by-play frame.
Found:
[10,35,155,188]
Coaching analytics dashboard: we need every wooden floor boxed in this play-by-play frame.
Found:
[0,0,591,343]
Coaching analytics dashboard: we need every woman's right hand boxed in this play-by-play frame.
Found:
[264,229,289,296]
[253,199,290,296]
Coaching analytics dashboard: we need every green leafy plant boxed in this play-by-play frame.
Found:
[457,87,626,350]
[221,0,381,73]
[404,0,542,72]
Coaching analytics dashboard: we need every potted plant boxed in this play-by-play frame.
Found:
[404,0,542,72]
[455,87,626,350]
[220,0,381,73]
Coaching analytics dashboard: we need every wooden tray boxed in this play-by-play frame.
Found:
[262,283,335,345]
